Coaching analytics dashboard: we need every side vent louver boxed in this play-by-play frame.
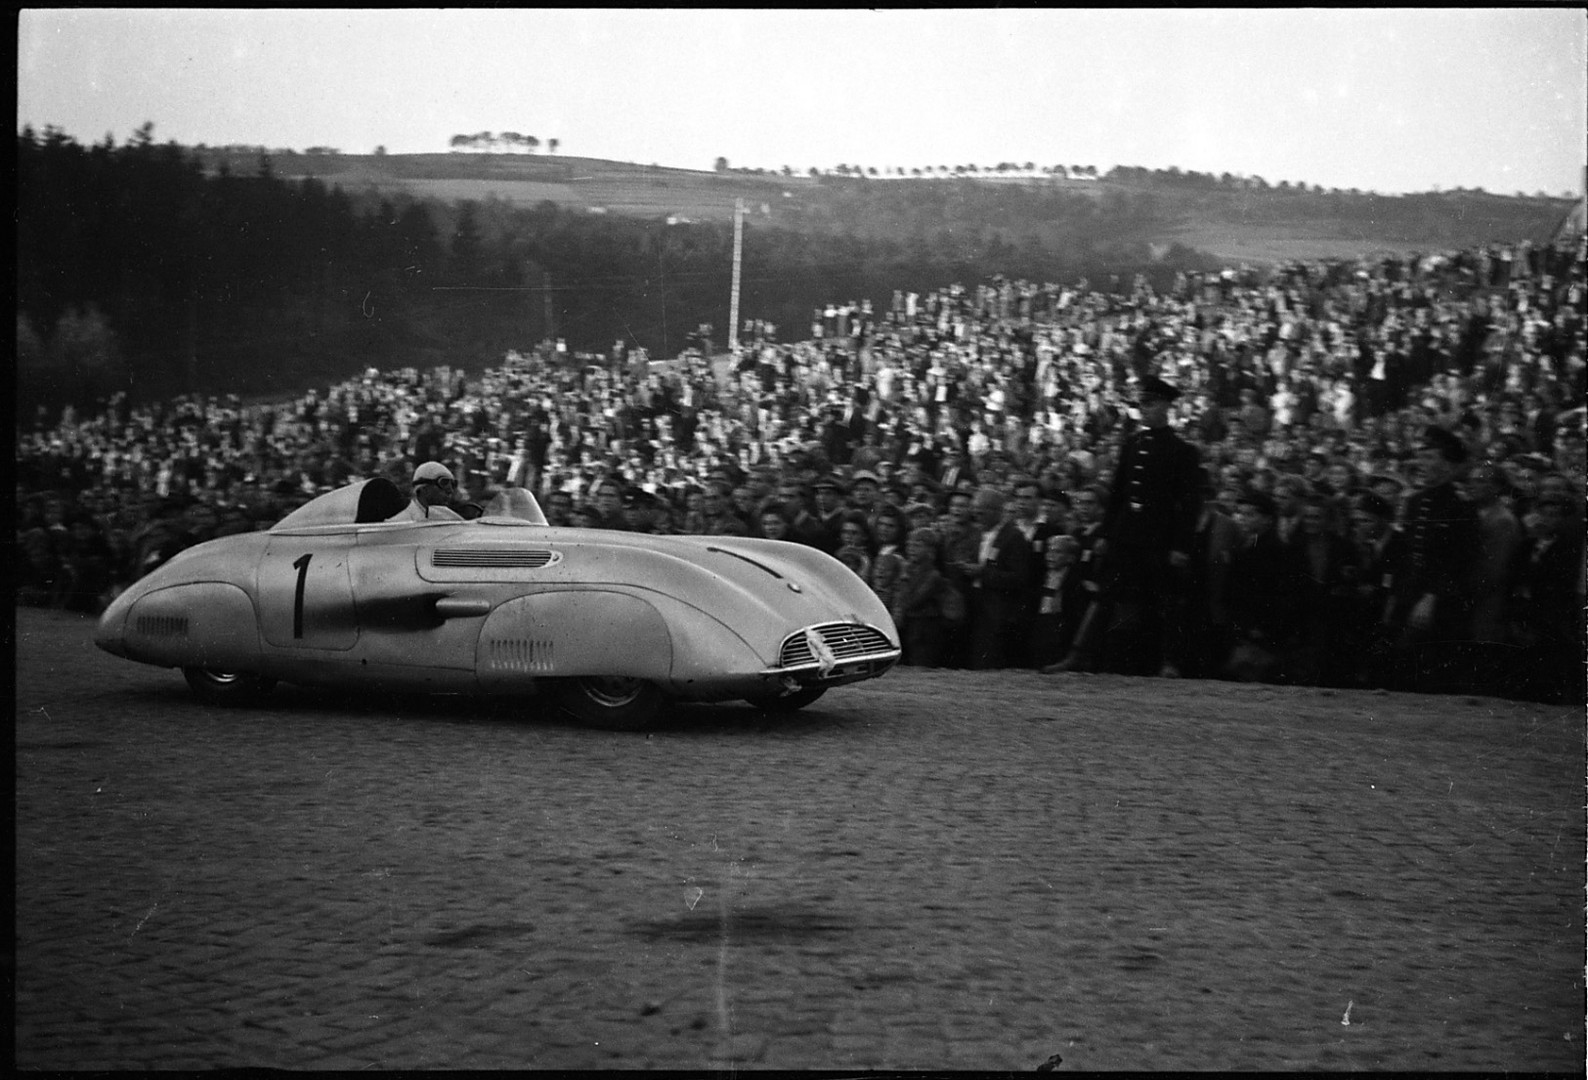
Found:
[486,637,555,672]
[135,615,189,639]
[432,549,559,569]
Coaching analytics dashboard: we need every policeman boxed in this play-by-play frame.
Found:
[398,461,464,521]
[1386,425,1477,691]
[1098,374,1202,676]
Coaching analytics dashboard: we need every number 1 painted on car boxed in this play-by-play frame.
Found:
[292,553,313,639]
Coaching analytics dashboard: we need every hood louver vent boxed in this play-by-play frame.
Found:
[431,548,560,569]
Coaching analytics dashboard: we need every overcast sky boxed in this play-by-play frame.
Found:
[17,8,1586,196]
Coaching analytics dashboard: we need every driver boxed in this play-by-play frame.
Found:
[397,461,464,521]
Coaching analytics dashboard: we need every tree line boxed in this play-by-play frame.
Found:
[450,132,560,154]
[16,124,1233,414]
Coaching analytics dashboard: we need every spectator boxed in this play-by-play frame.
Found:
[1043,483,1109,673]
[1340,491,1406,689]
[866,505,909,611]
[592,477,627,529]
[544,489,574,527]
[700,481,750,536]
[959,486,1034,670]
[1289,493,1356,685]
[1226,488,1304,683]
[891,525,956,668]
[1030,535,1087,670]
[678,486,707,535]
[52,511,117,613]
[1272,475,1311,545]
[1464,462,1524,696]
[775,478,826,548]
[835,512,874,579]
[1172,470,1243,680]
[757,500,795,542]
[812,477,848,552]
[17,495,60,606]
[1507,492,1585,704]
[621,489,658,534]
[14,237,1582,699]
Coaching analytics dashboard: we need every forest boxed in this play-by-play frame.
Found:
[15,126,1236,413]
[17,125,1566,414]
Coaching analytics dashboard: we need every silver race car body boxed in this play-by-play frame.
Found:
[94,478,900,728]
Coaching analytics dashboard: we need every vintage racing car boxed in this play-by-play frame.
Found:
[94,478,901,729]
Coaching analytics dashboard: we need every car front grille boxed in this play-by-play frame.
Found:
[432,548,560,569]
[776,623,895,669]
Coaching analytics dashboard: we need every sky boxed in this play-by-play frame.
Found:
[17,8,1587,197]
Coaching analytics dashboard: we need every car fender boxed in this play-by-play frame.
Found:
[476,589,675,690]
[108,582,263,672]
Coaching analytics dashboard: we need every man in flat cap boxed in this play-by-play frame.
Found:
[812,475,848,553]
[1384,424,1478,692]
[1096,374,1202,677]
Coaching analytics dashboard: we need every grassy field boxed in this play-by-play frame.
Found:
[200,148,1575,266]
[250,152,805,221]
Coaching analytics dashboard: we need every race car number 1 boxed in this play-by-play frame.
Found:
[292,553,312,639]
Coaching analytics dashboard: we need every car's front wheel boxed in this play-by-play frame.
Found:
[747,686,827,713]
[183,667,277,706]
[554,676,664,731]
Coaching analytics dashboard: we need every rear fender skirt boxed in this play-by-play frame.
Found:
[476,590,673,690]
[119,583,262,671]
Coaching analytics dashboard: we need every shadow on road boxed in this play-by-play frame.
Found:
[109,678,850,737]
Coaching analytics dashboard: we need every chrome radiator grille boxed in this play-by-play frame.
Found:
[777,623,894,668]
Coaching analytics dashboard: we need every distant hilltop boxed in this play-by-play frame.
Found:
[184,145,1580,266]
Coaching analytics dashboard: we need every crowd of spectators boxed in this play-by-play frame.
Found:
[16,238,1585,702]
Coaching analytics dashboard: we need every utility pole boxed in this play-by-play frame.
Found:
[728,197,744,355]
[542,270,555,347]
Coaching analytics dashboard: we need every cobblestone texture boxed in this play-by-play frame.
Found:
[15,608,1585,1071]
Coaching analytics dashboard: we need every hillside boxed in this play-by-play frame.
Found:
[200,148,1575,266]
[20,130,1579,414]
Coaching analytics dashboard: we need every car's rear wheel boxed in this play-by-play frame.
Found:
[554,676,664,731]
[747,686,827,713]
[183,667,277,706]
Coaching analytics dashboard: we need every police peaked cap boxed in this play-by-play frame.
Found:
[1137,375,1182,402]
[1420,425,1468,465]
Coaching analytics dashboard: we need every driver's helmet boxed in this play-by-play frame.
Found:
[412,461,456,488]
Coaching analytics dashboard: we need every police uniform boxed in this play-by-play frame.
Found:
[1098,376,1202,673]
[1386,429,1478,691]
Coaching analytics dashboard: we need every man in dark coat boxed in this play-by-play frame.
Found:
[956,486,1034,670]
[1341,490,1408,689]
[811,476,848,553]
[1226,488,1305,682]
[1099,375,1203,676]
[1042,483,1110,674]
[1508,493,1585,704]
[1171,468,1244,680]
[1386,426,1478,693]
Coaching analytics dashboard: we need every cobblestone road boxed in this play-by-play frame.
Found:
[14,607,1585,1071]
